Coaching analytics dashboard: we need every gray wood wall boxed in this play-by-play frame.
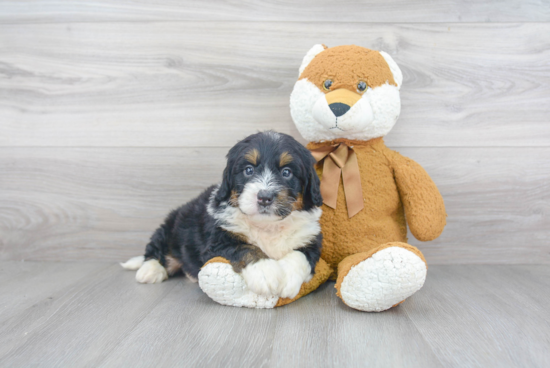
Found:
[1,1,549,264]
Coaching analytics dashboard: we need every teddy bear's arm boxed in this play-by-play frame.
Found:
[391,152,447,241]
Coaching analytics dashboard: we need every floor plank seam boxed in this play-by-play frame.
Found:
[2,20,550,25]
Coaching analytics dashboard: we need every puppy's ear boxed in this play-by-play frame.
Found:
[215,142,242,205]
[215,164,233,205]
[379,51,403,90]
[302,157,323,211]
[298,44,328,77]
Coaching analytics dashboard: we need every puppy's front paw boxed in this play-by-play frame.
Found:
[278,251,312,299]
[241,259,284,296]
[279,273,304,299]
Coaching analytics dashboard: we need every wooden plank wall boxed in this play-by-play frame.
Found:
[1,1,549,263]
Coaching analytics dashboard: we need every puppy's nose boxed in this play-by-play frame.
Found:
[257,190,275,207]
[329,102,351,117]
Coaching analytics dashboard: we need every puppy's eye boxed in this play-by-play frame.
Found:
[357,81,367,92]
[323,80,333,91]
[281,168,292,178]
[244,166,254,176]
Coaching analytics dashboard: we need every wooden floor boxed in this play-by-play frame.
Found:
[0,262,548,367]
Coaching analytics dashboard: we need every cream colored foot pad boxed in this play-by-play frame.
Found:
[198,262,278,309]
[340,247,427,312]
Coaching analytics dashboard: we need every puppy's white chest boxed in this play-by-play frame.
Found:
[247,224,302,260]
[220,207,322,260]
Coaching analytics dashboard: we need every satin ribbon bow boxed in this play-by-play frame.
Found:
[309,143,364,218]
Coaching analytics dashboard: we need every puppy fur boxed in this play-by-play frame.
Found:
[122,131,323,297]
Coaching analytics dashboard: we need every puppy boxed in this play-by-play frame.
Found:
[121,131,323,299]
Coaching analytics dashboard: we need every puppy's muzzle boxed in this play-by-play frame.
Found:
[257,190,275,207]
[326,89,361,117]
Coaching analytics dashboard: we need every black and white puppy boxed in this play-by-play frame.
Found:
[121,131,323,299]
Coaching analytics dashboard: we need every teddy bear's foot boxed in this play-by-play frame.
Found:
[335,243,427,312]
[198,257,333,309]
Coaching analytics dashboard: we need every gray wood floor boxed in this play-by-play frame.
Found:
[0,262,548,367]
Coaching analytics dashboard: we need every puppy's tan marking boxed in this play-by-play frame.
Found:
[292,194,304,211]
[279,151,293,167]
[165,255,182,276]
[276,191,290,206]
[244,149,260,165]
[231,245,268,273]
[229,229,249,244]
[185,272,198,283]
[229,190,239,207]
[274,190,299,215]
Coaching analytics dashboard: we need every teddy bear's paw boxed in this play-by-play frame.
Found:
[340,247,427,312]
[198,261,279,309]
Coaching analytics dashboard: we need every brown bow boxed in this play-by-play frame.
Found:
[309,143,364,218]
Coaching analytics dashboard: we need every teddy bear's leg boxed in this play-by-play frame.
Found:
[198,257,332,309]
[335,242,427,312]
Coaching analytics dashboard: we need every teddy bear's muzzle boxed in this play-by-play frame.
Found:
[312,89,374,134]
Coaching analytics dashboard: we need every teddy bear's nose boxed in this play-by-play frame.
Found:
[329,103,351,117]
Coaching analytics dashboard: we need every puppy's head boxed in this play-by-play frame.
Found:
[290,44,403,142]
[215,131,322,221]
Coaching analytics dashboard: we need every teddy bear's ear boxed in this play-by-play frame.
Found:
[379,51,403,90]
[298,44,327,77]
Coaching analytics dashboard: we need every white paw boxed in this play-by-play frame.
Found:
[279,275,303,299]
[340,247,427,312]
[135,259,168,284]
[120,255,145,270]
[198,262,278,309]
[278,251,312,299]
[241,259,284,296]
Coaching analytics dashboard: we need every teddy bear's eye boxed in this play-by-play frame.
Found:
[357,81,368,92]
[323,80,333,91]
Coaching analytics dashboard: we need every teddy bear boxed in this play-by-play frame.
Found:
[199,44,446,312]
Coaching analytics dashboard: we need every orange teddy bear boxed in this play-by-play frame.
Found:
[288,44,447,311]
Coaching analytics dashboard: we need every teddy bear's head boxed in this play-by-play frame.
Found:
[290,44,403,142]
